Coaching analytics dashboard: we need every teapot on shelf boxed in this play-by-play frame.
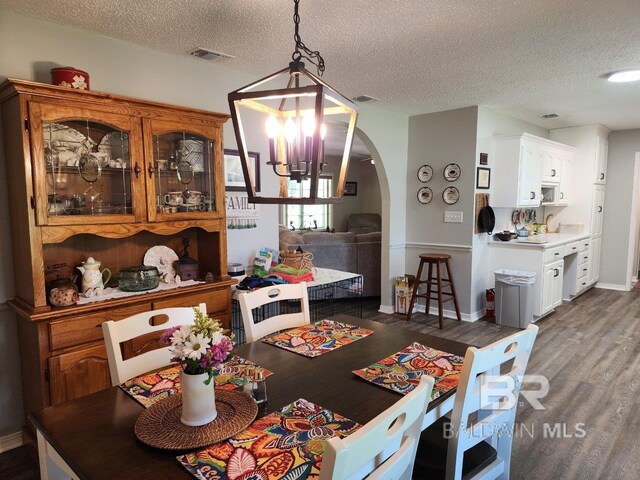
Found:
[77,257,111,297]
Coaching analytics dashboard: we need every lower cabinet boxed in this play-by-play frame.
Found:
[588,236,602,284]
[48,344,111,406]
[542,260,564,315]
[17,284,232,413]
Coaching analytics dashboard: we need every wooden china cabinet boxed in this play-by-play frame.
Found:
[0,79,234,418]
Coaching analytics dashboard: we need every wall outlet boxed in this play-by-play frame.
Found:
[444,211,463,223]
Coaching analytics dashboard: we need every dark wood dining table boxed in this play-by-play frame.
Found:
[30,315,471,480]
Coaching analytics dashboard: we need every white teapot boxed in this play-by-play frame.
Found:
[77,257,111,297]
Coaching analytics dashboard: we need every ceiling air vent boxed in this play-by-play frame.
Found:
[352,94,380,103]
[189,47,235,61]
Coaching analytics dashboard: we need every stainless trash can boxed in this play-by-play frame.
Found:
[494,269,536,328]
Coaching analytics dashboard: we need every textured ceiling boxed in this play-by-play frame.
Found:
[2,0,640,130]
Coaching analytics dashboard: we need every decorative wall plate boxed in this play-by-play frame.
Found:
[417,187,433,204]
[143,246,179,278]
[417,165,433,183]
[444,163,461,182]
[443,186,460,205]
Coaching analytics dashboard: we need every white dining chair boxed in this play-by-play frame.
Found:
[102,303,206,385]
[320,375,435,480]
[238,282,311,342]
[413,324,539,480]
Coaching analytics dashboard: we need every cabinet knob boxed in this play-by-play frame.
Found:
[551,169,557,177]
[600,173,605,180]
[555,252,560,256]
[530,191,536,200]
[583,268,587,271]
[134,162,142,179]
[572,247,577,250]
[598,206,603,213]
[148,163,155,179]
[554,268,560,277]
[560,192,564,199]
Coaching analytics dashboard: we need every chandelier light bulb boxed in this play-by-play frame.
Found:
[302,112,315,137]
[266,115,279,138]
[284,117,297,144]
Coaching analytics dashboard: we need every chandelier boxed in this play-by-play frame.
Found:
[228,0,359,204]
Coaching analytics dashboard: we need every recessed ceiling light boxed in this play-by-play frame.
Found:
[607,69,640,83]
[541,113,558,119]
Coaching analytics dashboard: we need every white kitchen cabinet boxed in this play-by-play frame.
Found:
[589,236,602,284]
[492,134,572,208]
[518,144,542,206]
[542,260,564,314]
[594,135,608,185]
[590,186,605,236]
[541,148,562,184]
[557,154,572,206]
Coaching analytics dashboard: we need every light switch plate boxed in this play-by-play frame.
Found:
[444,211,463,223]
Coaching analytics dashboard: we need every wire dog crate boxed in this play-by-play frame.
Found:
[231,269,363,345]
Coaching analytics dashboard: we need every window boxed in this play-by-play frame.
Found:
[282,176,332,230]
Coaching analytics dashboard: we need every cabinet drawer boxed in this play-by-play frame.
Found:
[544,246,565,263]
[153,288,230,317]
[564,241,581,256]
[579,252,590,266]
[577,264,589,279]
[49,303,151,351]
[578,239,591,253]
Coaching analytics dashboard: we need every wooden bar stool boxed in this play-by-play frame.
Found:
[406,253,462,328]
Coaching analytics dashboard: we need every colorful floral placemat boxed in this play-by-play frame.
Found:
[261,319,374,358]
[177,398,361,480]
[353,342,464,399]
[120,355,273,408]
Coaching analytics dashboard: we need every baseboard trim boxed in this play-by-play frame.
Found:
[414,304,483,322]
[378,304,395,314]
[595,282,629,292]
[0,431,23,453]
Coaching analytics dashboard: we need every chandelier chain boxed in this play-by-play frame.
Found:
[291,0,325,76]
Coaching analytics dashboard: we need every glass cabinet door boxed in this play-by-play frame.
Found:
[30,102,142,225]
[146,120,222,222]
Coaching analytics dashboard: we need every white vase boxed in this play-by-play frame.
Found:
[180,371,217,426]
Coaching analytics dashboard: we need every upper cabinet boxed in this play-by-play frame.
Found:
[541,147,562,184]
[594,135,608,185]
[26,97,226,228]
[29,100,143,225]
[492,133,574,208]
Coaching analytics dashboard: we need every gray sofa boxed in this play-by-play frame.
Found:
[279,227,381,297]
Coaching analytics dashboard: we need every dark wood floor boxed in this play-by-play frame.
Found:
[2,287,638,479]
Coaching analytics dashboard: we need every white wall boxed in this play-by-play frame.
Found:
[332,157,381,232]
[0,9,409,435]
[473,107,549,314]
[599,129,640,286]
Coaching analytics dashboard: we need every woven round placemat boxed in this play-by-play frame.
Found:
[134,389,258,450]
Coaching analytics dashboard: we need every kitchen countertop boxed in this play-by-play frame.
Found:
[488,232,590,249]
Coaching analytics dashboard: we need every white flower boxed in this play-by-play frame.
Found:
[183,333,211,360]
[209,330,224,346]
[169,345,186,360]
[170,325,191,346]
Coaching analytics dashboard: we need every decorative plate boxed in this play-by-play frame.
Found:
[98,131,129,162]
[143,246,179,278]
[443,186,460,205]
[417,187,433,204]
[417,165,433,183]
[444,163,461,182]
